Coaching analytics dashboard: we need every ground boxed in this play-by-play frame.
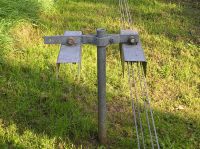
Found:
[0,0,199,148]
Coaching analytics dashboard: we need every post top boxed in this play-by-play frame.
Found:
[97,28,106,32]
[97,28,106,37]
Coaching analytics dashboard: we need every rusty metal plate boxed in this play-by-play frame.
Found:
[57,31,82,64]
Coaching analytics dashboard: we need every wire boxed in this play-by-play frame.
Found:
[128,63,141,149]
[131,64,146,149]
[137,63,155,149]
[118,0,160,148]
[140,63,160,149]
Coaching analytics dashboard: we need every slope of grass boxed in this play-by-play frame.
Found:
[0,0,199,148]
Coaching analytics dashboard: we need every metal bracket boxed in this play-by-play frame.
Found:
[44,30,146,76]
[44,33,139,46]
[56,31,82,77]
[120,30,147,76]
[44,28,147,144]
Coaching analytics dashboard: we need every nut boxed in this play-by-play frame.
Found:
[67,37,75,45]
[109,38,114,44]
[129,36,137,45]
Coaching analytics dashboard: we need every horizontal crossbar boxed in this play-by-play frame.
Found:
[44,33,139,47]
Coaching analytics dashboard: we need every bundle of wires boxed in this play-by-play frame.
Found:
[119,0,160,148]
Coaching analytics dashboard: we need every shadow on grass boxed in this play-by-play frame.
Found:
[121,0,200,44]
[0,56,99,147]
[0,0,41,22]
[0,54,200,148]
[54,0,200,45]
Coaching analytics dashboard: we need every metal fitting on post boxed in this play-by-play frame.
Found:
[109,38,114,44]
[128,36,138,45]
[97,28,106,38]
[67,37,75,46]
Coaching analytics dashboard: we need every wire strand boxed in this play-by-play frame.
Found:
[118,1,160,148]
[128,63,141,149]
[131,64,146,149]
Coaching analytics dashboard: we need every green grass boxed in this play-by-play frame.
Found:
[0,0,199,148]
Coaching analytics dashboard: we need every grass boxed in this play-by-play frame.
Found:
[0,0,199,148]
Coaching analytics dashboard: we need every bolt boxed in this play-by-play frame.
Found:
[67,37,75,45]
[130,38,136,43]
[129,36,137,45]
[109,38,114,44]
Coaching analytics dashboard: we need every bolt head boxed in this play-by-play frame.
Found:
[109,38,114,44]
[129,36,137,45]
[130,38,136,43]
[67,37,75,45]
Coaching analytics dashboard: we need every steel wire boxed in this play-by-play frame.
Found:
[128,63,141,149]
[130,64,146,149]
[140,63,160,149]
[137,63,155,149]
[118,0,160,148]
